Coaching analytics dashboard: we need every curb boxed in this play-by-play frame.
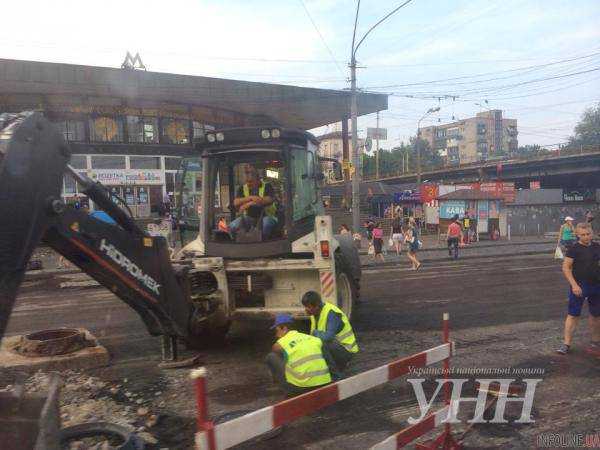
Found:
[357,239,554,255]
[360,248,554,268]
[24,268,81,282]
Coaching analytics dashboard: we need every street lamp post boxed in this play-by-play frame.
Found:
[416,106,440,185]
[349,0,414,232]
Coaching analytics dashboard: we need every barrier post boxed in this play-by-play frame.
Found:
[415,313,461,450]
[191,368,216,450]
[443,313,451,438]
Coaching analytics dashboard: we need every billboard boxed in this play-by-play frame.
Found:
[480,181,516,203]
[440,200,466,219]
[367,127,388,140]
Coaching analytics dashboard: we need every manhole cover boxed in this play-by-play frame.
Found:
[11,328,93,357]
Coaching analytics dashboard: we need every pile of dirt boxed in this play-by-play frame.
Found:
[22,370,164,448]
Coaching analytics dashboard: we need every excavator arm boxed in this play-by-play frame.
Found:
[0,112,197,346]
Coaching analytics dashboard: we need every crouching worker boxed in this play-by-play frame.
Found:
[302,291,358,379]
[265,314,332,396]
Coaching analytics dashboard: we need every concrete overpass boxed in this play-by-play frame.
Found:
[358,150,600,189]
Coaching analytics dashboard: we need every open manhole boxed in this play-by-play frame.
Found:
[11,328,94,357]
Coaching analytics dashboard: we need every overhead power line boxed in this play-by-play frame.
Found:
[363,50,600,89]
[298,0,346,77]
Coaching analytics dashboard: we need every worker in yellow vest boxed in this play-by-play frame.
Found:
[301,291,358,379]
[265,313,332,396]
[230,164,278,238]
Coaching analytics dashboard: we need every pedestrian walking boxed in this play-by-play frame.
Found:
[391,217,404,256]
[557,216,576,251]
[372,222,385,263]
[447,214,462,260]
[556,222,600,356]
[404,217,421,270]
[265,314,332,396]
[462,213,472,245]
[585,210,595,236]
[364,219,375,242]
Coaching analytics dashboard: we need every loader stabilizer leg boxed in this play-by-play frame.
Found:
[0,113,69,340]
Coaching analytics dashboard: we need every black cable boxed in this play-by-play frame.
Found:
[298,0,346,77]
[364,51,600,89]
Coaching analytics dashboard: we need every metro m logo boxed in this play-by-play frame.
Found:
[408,378,541,424]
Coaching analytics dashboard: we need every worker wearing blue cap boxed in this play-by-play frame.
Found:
[265,313,332,395]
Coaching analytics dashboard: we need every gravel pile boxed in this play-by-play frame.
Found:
[22,370,166,449]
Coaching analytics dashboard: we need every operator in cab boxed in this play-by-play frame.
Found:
[265,313,332,396]
[301,291,358,379]
[229,164,278,238]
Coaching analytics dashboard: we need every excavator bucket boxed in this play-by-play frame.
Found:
[0,112,69,339]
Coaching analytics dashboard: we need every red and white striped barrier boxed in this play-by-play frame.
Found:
[372,405,451,450]
[192,313,458,450]
[370,312,462,450]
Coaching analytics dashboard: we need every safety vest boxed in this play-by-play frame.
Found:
[310,302,358,354]
[277,330,332,388]
[242,182,276,217]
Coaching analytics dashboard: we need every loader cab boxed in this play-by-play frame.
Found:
[180,127,324,259]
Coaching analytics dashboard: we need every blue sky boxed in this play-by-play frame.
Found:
[2,0,599,147]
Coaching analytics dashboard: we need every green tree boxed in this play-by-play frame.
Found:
[568,102,600,148]
[408,137,444,171]
[362,139,444,178]
[514,144,551,159]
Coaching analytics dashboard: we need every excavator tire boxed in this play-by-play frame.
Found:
[335,251,358,320]
[184,308,231,349]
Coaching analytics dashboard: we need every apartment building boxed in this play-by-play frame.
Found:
[317,130,365,162]
[420,110,518,165]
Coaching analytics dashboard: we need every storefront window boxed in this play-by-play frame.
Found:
[91,155,126,169]
[62,172,87,195]
[64,175,76,194]
[165,157,182,171]
[165,172,176,196]
[69,155,87,169]
[55,120,86,142]
[89,116,124,142]
[162,119,189,144]
[129,156,160,169]
[192,121,205,140]
[127,116,158,143]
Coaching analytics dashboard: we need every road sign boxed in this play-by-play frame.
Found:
[342,161,353,170]
[367,127,387,140]
[364,137,372,152]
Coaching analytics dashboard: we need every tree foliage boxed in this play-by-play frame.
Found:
[362,139,444,178]
[568,102,600,147]
[514,144,551,159]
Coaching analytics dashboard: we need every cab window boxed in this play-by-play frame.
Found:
[290,147,317,221]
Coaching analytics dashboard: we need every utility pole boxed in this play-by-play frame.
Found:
[350,56,360,231]
[416,129,422,185]
[349,0,414,231]
[416,106,440,185]
[375,110,380,179]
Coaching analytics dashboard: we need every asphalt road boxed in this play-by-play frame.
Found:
[4,249,600,449]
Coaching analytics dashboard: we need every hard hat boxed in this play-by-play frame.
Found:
[271,313,294,329]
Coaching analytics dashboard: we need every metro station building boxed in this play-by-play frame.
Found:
[0,58,386,217]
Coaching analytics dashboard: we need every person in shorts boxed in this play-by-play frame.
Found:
[391,218,404,256]
[556,222,600,356]
[404,217,421,270]
[372,222,385,263]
